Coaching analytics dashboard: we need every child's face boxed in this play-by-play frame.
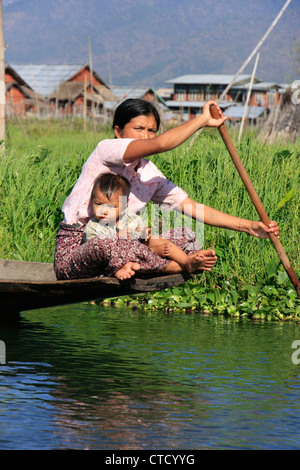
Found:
[93,188,127,226]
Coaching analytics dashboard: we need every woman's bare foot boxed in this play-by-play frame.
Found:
[163,243,172,257]
[186,249,217,273]
[150,242,172,258]
[115,262,141,280]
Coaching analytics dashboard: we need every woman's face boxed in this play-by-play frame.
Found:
[114,114,158,140]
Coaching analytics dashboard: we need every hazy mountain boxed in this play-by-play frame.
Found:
[3,0,300,88]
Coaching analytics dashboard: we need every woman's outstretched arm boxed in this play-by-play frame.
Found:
[177,196,280,239]
[123,101,227,163]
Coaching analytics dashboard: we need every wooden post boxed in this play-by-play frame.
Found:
[0,0,5,152]
[88,37,96,135]
[83,74,87,131]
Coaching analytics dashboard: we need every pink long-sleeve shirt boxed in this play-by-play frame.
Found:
[62,138,188,226]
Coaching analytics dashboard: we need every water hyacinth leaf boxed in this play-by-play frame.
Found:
[178,302,193,309]
[276,271,288,284]
[183,285,193,296]
[229,290,239,304]
[194,294,207,303]
[276,188,295,210]
[241,284,261,297]
[262,285,278,296]
[171,287,184,296]
[287,289,297,299]
[266,258,281,277]
[207,293,215,303]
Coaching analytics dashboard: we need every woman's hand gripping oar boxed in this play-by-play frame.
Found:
[210,103,300,299]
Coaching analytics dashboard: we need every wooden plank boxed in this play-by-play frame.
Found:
[0,259,191,315]
[0,259,56,281]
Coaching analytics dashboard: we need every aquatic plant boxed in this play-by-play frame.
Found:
[102,267,300,322]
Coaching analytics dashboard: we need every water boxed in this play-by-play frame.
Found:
[0,303,300,450]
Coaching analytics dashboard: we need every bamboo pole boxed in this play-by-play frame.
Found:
[88,37,96,136]
[238,53,260,143]
[30,63,40,118]
[0,0,5,152]
[210,104,300,298]
[218,0,292,102]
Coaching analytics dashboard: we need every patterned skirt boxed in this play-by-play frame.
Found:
[54,223,201,280]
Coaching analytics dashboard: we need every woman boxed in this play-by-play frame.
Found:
[54,99,279,280]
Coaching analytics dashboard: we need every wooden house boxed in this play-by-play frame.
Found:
[9,64,117,118]
[164,74,281,121]
[110,86,166,104]
[48,65,118,118]
[230,82,281,108]
[164,74,252,119]
[5,64,48,116]
[102,86,169,123]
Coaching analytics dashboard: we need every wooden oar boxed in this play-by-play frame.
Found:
[210,104,300,298]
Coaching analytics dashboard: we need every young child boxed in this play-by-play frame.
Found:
[83,173,215,279]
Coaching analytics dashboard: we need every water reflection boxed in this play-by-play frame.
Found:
[1,304,300,449]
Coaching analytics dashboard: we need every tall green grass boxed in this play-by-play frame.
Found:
[1,118,299,287]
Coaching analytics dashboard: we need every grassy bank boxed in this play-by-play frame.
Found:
[1,118,299,320]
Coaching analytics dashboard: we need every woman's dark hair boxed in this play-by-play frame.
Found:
[92,173,131,200]
[112,98,160,131]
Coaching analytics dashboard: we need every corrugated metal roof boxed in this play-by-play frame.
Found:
[232,82,280,91]
[9,63,86,97]
[165,100,205,108]
[166,74,253,86]
[225,105,268,119]
[110,86,168,108]
[111,86,151,99]
[103,100,122,111]
[165,100,237,109]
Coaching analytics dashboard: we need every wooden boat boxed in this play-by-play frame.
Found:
[0,259,191,316]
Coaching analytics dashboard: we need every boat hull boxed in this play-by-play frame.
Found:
[0,259,191,314]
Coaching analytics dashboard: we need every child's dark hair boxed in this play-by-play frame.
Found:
[112,98,160,131]
[92,173,131,200]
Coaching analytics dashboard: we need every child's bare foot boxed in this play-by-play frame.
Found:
[186,249,217,273]
[115,262,141,280]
